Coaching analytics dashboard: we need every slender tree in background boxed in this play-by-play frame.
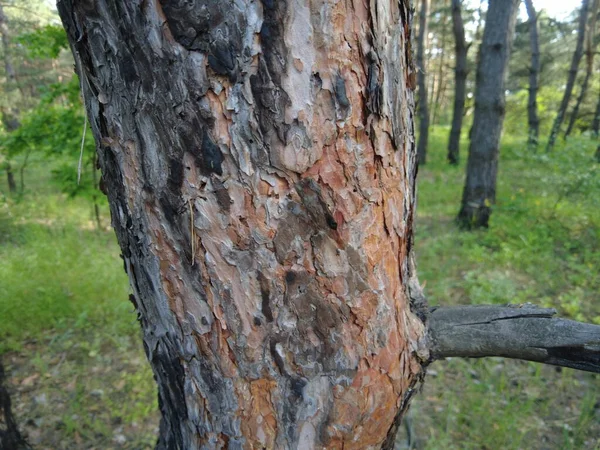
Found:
[447,0,469,165]
[565,0,599,139]
[593,86,600,161]
[524,0,540,147]
[546,0,590,151]
[0,3,20,193]
[417,0,430,165]
[431,0,450,126]
[458,0,520,229]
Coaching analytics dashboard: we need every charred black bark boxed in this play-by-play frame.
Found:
[457,0,519,229]
[447,0,468,165]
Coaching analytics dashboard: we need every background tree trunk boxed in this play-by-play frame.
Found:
[564,0,599,139]
[417,0,430,165]
[58,0,428,448]
[457,0,520,229]
[447,0,468,165]
[431,0,449,127]
[546,0,589,152]
[593,83,600,161]
[0,4,22,194]
[525,0,540,148]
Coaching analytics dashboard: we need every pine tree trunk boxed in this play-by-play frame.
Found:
[417,0,430,165]
[593,84,600,162]
[524,0,540,148]
[447,0,468,165]
[457,0,520,229]
[57,1,428,448]
[431,0,449,127]
[565,0,599,139]
[546,0,589,152]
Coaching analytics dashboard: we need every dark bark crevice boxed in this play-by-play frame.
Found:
[429,305,600,373]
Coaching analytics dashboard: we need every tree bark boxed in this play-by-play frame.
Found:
[58,1,428,448]
[417,0,430,165]
[429,305,600,373]
[524,0,540,148]
[546,0,590,152]
[447,0,468,165]
[457,0,520,229]
[565,0,599,140]
[4,163,16,193]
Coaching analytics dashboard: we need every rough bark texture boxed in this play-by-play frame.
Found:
[416,0,429,165]
[546,0,589,152]
[565,0,599,140]
[58,1,427,448]
[447,0,468,165]
[457,0,519,229]
[524,0,540,148]
[429,305,600,373]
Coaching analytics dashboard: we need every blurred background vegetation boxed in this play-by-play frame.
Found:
[0,0,598,448]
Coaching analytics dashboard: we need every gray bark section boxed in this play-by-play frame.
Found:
[447,0,468,165]
[524,0,540,147]
[429,305,600,373]
[457,0,519,229]
[416,0,429,165]
[546,0,589,152]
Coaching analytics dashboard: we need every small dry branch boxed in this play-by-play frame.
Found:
[428,304,600,373]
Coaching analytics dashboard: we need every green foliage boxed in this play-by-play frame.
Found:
[0,76,100,201]
[16,25,69,59]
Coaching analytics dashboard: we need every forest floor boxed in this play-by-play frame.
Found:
[1,129,599,449]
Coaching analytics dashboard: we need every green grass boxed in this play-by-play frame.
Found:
[0,195,132,352]
[0,159,158,448]
[400,126,600,449]
[416,128,600,323]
